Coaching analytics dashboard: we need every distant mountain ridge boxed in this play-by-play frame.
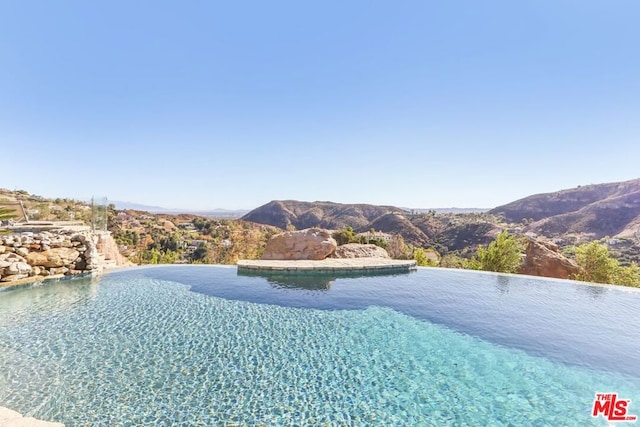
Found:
[406,207,489,214]
[242,178,640,254]
[112,201,249,218]
[489,178,640,240]
[241,200,501,250]
[242,200,406,231]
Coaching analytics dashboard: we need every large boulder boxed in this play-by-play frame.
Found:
[519,238,580,280]
[26,248,80,268]
[261,228,337,260]
[331,243,390,259]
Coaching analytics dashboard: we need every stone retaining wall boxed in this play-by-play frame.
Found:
[0,230,127,284]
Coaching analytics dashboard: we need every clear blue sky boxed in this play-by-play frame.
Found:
[1,1,638,210]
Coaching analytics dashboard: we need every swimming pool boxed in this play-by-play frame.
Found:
[1,266,639,426]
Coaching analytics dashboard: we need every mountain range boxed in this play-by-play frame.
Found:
[241,200,502,253]
[489,178,640,241]
[241,178,640,255]
[5,178,639,260]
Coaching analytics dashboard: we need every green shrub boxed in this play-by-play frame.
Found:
[466,231,524,273]
[573,241,640,287]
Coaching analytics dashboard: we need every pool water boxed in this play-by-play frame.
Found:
[1,266,639,426]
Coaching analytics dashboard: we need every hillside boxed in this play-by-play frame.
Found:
[7,178,639,266]
[242,200,403,231]
[410,212,504,255]
[368,212,430,246]
[0,188,279,265]
[490,178,640,241]
[109,210,279,264]
[243,178,640,263]
[0,188,95,223]
[242,200,508,252]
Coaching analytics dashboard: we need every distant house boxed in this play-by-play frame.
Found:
[185,240,207,253]
[357,231,393,242]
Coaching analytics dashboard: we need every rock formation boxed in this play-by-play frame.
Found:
[331,243,390,259]
[0,230,131,284]
[519,238,580,280]
[261,228,337,260]
[26,248,80,268]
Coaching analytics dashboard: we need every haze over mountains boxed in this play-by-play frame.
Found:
[112,201,487,219]
[111,201,250,219]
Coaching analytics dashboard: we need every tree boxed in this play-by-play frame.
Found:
[285,223,297,231]
[332,226,358,245]
[573,241,617,284]
[367,238,388,249]
[413,248,438,267]
[573,241,640,287]
[138,248,179,264]
[191,243,208,262]
[613,262,640,287]
[386,234,409,259]
[466,231,525,273]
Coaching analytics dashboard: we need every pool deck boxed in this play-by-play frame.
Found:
[237,258,417,273]
[0,406,64,426]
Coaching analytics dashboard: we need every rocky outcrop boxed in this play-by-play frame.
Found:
[0,230,129,284]
[261,228,337,260]
[519,238,580,280]
[331,243,390,259]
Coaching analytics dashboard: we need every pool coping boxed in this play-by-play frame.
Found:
[237,258,417,273]
[0,273,83,292]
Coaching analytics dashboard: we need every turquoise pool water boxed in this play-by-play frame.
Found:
[1,266,639,426]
